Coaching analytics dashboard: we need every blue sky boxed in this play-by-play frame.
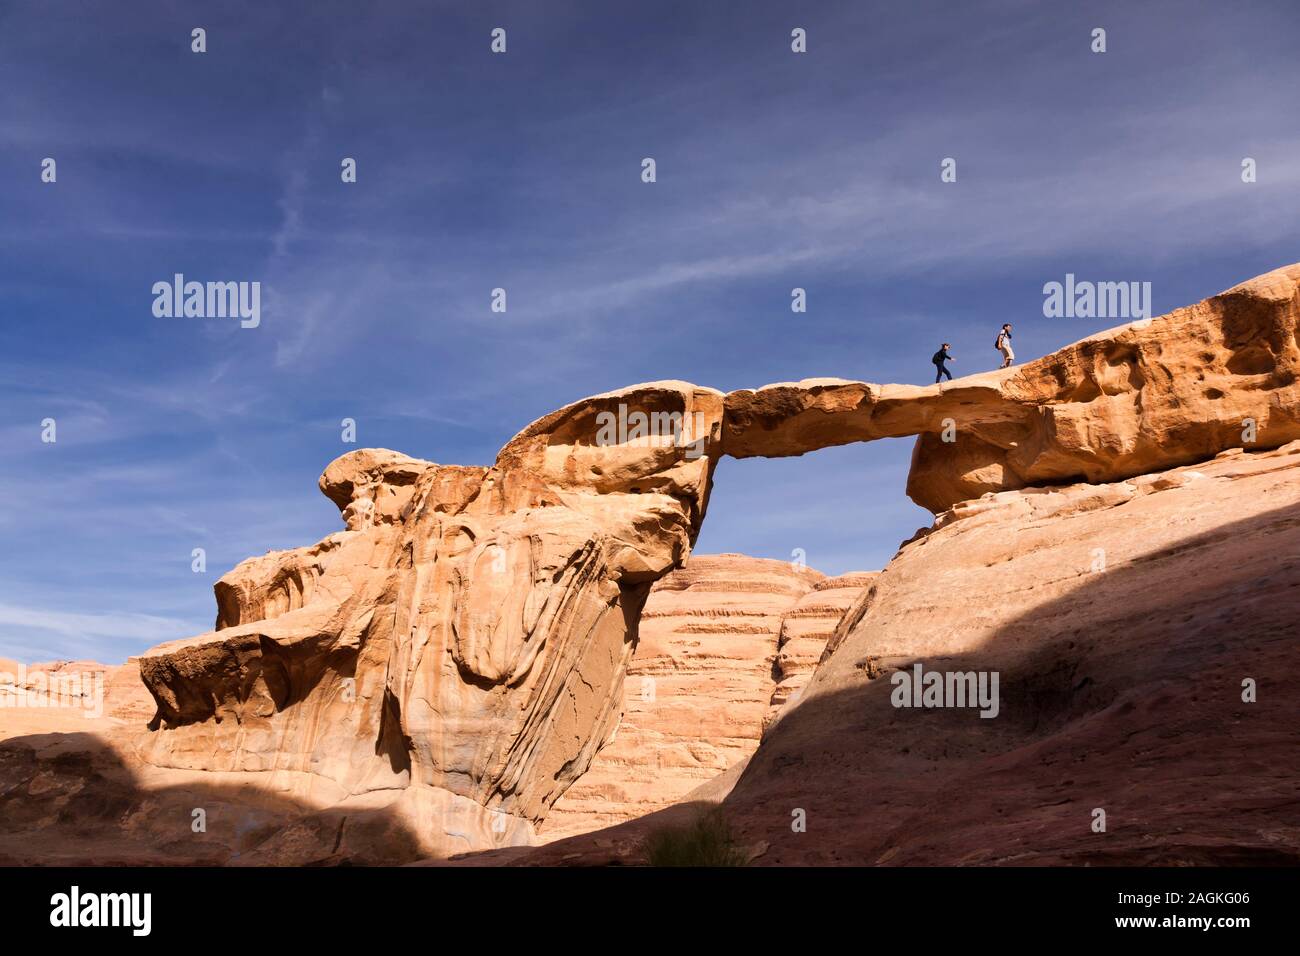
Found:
[2,0,1298,662]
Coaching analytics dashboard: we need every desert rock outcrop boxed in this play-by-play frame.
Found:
[0,657,153,721]
[725,263,1300,512]
[766,571,879,729]
[484,439,1300,866]
[725,441,1300,864]
[137,381,724,845]
[542,554,831,836]
[10,261,1296,860]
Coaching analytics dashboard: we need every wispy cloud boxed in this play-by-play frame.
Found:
[0,600,197,661]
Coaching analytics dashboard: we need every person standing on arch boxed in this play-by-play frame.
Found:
[996,323,1015,368]
[932,343,954,383]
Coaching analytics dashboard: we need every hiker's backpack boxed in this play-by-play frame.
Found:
[994,335,1002,350]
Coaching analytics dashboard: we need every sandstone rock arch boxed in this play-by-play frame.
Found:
[135,263,1300,849]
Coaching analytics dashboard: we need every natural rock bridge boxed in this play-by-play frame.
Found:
[136,264,1300,850]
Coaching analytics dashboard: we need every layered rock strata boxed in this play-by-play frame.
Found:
[765,571,879,730]
[542,554,827,836]
[112,261,1300,855]
[477,439,1300,866]
[137,383,725,844]
[726,263,1300,512]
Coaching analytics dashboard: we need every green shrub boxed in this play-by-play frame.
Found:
[641,808,747,867]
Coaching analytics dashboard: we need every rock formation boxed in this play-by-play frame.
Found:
[0,657,153,721]
[133,260,1300,849]
[723,442,1300,864]
[4,261,1300,864]
[542,557,877,836]
[542,554,827,836]
[481,438,1300,866]
[766,571,879,730]
[726,263,1300,512]
[137,383,724,847]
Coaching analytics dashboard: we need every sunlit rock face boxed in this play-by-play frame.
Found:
[766,571,880,730]
[724,264,1300,512]
[485,439,1300,867]
[130,263,1300,856]
[138,382,725,834]
[540,554,829,837]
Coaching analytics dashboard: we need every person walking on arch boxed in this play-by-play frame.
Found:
[932,342,954,383]
[996,323,1015,368]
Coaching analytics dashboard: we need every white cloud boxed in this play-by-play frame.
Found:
[0,601,194,646]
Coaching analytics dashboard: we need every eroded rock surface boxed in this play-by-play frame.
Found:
[0,657,153,721]
[137,381,725,843]
[132,262,1300,850]
[7,262,1300,863]
[484,440,1300,866]
[541,554,830,836]
[766,571,879,730]
[726,263,1300,512]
